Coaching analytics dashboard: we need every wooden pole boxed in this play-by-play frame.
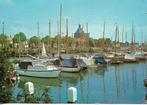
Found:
[66,18,68,54]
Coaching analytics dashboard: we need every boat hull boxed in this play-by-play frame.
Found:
[16,69,61,78]
[60,66,81,73]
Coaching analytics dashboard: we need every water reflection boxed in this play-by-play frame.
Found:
[114,66,120,98]
[12,61,147,103]
[19,76,62,87]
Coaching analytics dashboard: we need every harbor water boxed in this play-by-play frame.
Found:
[12,61,147,103]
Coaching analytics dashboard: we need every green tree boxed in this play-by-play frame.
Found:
[0,34,9,47]
[29,36,41,48]
[42,35,51,45]
[13,32,26,43]
[0,47,14,103]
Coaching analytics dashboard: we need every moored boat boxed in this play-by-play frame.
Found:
[134,51,145,60]
[14,61,61,78]
[124,53,138,63]
[60,57,81,73]
[93,56,107,65]
[79,56,95,66]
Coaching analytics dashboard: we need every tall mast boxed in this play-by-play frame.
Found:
[49,19,51,52]
[65,18,68,54]
[2,22,4,35]
[117,25,119,43]
[86,22,88,33]
[59,4,62,38]
[37,22,40,37]
[122,25,124,43]
[72,33,75,50]
[115,24,117,52]
[131,21,135,50]
[49,19,51,37]
[125,32,127,43]
[57,17,60,55]
[141,32,143,45]
[103,21,105,41]
[37,21,41,58]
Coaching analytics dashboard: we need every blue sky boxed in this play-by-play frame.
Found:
[0,0,147,43]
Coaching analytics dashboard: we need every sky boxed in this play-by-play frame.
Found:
[0,0,147,43]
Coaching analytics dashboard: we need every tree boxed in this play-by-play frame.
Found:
[42,35,51,45]
[13,32,26,43]
[0,34,9,47]
[29,36,41,48]
[0,47,15,103]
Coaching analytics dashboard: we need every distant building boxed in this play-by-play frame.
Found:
[74,24,90,49]
[74,24,89,39]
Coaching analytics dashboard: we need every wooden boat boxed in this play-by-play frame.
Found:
[14,61,61,78]
[109,57,123,65]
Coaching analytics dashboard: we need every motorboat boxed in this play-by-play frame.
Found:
[13,60,61,78]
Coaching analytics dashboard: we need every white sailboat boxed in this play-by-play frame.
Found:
[41,42,47,57]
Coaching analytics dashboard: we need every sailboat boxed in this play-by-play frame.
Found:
[59,18,81,72]
[131,22,145,61]
[109,24,123,64]
[41,42,47,57]
[123,23,138,63]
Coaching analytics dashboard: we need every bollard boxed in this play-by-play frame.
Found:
[24,82,34,95]
[68,87,77,103]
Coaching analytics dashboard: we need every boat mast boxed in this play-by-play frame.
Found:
[141,32,143,51]
[37,21,41,58]
[144,32,146,51]
[114,23,118,53]
[103,21,105,44]
[2,22,4,35]
[49,19,51,53]
[103,20,105,46]
[86,22,88,33]
[65,18,68,54]
[57,17,60,56]
[122,25,124,43]
[59,4,62,55]
[131,21,135,51]
[71,33,75,51]
[125,32,127,43]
